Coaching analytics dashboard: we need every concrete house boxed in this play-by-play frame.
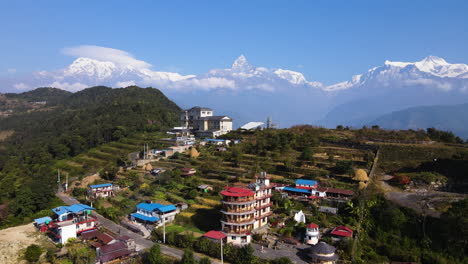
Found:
[35,204,98,244]
[181,106,233,138]
[130,203,179,227]
[88,183,116,199]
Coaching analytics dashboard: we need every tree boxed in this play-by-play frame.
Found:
[100,166,118,181]
[24,244,43,263]
[299,146,314,161]
[180,249,196,264]
[147,244,163,264]
[270,257,293,264]
[186,189,198,200]
[67,242,96,264]
[333,160,353,175]
[440,198,468,256]
[198,257,212,264]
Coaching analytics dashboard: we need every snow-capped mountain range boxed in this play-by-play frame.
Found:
[2,51,468,131]
[29,55,321,92]
[326,56,468,92]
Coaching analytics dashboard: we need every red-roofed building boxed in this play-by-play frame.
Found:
[305,223,320,245]
[220,187,255,197]
[203,230,227,242]
[220,172,273,246]
[330,226,353,240]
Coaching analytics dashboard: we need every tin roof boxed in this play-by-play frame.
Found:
[90,183,112,188]
[203,230,226,240]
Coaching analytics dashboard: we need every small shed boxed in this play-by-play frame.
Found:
[197,184,213,192]
[181,167,197,176]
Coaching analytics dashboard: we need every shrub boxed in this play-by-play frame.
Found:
[24,244,43,263]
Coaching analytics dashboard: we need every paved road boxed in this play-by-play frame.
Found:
[56,192,222,263]
[252,243,308,264]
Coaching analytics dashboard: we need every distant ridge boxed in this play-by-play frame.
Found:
[370,103,468,139]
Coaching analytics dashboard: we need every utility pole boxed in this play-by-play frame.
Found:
[163,217,166,244]
[65,173,68,192]
[220,237,224,264]
[57,169,61,193]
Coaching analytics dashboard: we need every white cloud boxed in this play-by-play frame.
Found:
[169,77,236,91]
[48,81,89,92]
[62,45,151,70]
[7,68,16,74]
[115,80,137,87]
[13,83,30,90]
[404,78,453,91]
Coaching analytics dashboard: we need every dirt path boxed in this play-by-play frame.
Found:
[0,223,49,264]
[378,175,467,218]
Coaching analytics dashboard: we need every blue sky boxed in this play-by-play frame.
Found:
[1,0,468,84]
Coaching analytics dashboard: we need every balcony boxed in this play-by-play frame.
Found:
[255,202,272,210]
[255,211,273,220]
[221,199,256,206]
[220,209,256,216]
[223,197,255,203]
[256,194,273,200]
[223,228,252,235]
[221,218,256,226]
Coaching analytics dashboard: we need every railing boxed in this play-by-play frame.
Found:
[256,194,273,200]
[255,211,273,220]
[74,215,98,224]
[255,202,272,210]
[223,228,252,235]
[220,209,256,216]
[223,197,255,203]
[221,199,256,205]
[221,218,256,225]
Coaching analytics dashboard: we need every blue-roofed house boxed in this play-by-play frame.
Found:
[34,216,52,232]
[130,202,179,227]
[47,204,98,244]
[295,179,318,189]
[88,183,117,199]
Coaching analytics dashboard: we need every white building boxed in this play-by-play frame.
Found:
[130,203,179,227]
[305,223,320,245]
[220,172,273,246]
[88,183,116,199]
[181,106,233,137]
[47,204,98,244]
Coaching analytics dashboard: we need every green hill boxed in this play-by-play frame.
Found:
[0,86,180,227]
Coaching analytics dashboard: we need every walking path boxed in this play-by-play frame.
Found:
[56,192,222,263]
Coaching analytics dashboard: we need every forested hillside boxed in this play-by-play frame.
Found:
[0,86,180,227]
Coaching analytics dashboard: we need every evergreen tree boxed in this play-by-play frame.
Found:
[180,249,196,264]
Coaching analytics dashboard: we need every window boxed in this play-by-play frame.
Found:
[232,236,236,240]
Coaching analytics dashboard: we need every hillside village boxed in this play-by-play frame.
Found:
[6,105,460,264]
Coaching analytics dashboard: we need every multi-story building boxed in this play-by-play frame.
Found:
[220,172,273,246]
[37,204,98,244]
[88,183,115,199]
[130,202,179,227]
[180,106,233,137]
